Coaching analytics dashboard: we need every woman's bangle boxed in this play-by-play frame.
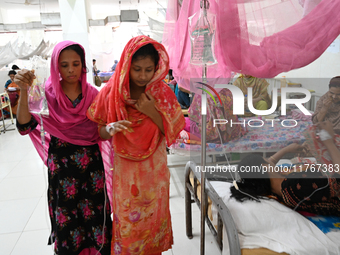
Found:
[270,155,277,163]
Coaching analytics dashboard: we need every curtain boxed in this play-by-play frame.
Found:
[163,0,340,91]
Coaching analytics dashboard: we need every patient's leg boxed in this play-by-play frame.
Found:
[255,100,268,110]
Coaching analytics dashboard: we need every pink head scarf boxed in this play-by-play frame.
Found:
[30,40,100,147]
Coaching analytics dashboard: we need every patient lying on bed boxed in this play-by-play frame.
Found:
[189,88,247,143]
[230,121,340,216]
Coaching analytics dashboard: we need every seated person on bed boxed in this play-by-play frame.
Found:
[4,70,16,89]
[168,79,177,93]
[230,121,340,216]
[189,88,247,143]
[3,70,20,116]
[177,84,192,109]
[110,59,118,72]
[312,76,340,134]
[170,78,192,109]
[233,74,272,113]
[6,82,20,116]
[164,69,173,84]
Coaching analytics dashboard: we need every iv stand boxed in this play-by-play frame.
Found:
[190,2,241,254]
[200,1,208,254]
[200,64,207,255]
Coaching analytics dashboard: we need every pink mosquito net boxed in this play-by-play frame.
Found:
[163,0,340,91]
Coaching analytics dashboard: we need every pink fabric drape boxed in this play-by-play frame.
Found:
[300,0,323,16]
[163,0,340,91]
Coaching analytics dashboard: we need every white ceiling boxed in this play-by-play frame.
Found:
[0,0,59,18]
[0,0,168,25]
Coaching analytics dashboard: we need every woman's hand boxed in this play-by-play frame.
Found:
[135,93,165,134]
[135,93,157,117]
[106,120,132,136]
[14,69,36,91]
[321,95,333,112]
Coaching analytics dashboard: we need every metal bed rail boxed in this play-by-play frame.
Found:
[185,161,241,255]
[0,92,15,134]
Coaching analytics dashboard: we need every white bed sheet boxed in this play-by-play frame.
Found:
[210,181,340,255]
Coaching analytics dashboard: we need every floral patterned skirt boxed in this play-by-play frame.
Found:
[47,136,112,254]
[111,139,173,255]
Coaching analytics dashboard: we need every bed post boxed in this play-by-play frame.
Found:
[185,162,194,239]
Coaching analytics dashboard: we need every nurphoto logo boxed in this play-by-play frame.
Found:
[198,82,311,128]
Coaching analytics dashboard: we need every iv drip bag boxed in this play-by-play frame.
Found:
[189,7,217,66]
[28,56,49,116]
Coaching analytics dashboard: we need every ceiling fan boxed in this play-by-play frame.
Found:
[5,0,40,5]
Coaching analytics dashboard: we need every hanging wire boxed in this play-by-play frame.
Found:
[203,88,260,202]
[38,114,57,255]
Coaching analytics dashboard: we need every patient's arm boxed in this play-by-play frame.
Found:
[323,140,340,169]
[266,143,304,165]
[319,121,340,174]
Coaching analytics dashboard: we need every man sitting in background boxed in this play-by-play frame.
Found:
[111,60,118,72]
[92,59,99,75]
[312,76,340,134]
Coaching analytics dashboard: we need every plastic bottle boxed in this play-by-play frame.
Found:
[280,76,287,88]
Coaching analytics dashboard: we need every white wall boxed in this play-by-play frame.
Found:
[275,37,340,96]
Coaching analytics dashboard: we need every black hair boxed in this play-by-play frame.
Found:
[329,76,340,88]
[61,44,88,73]
[132,43,159,67]
[93,59,96,62]
[11,65,20,70]
[168,69,174,80]
[8,70,17,76]
[230,154,272,202]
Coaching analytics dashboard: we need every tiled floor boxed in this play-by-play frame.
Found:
[0,118,221,255]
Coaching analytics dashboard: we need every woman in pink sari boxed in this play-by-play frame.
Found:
[14,41,112,255]
[87,35,185,255]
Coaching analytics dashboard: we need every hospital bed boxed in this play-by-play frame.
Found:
[98,71,114,82]
[170,118,312,158]
[184,160,340,255]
